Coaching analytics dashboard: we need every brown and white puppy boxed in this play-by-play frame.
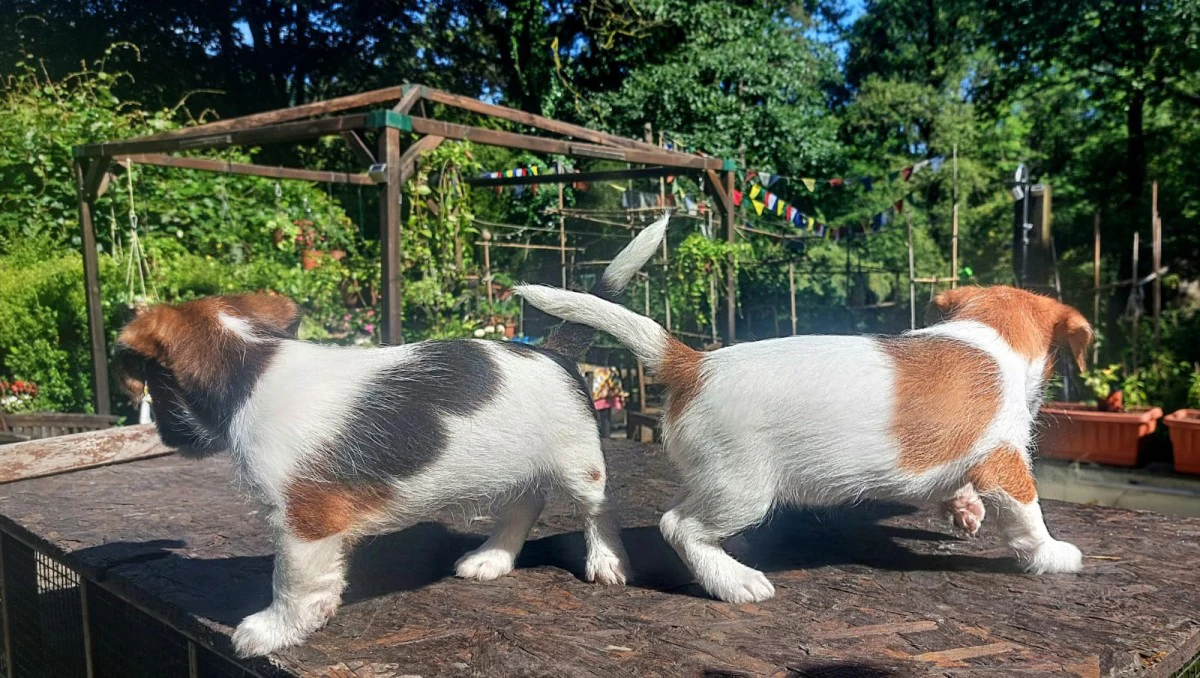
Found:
[515,282,1091,604]
[114,215,670,657]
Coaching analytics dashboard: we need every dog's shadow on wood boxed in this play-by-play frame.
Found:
[72,501,1014,626]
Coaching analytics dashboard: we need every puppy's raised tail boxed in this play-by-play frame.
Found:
[515,285,697,375]
[539,213,669,359]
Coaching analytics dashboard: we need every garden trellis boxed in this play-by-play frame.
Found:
[71,85,737,414]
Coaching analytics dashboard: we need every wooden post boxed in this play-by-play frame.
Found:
[1152,180,1161,344]
[951,143,959,289]
[1131,231,1140,373]
[788,261,797,335]
[76,160,111,414]
[907,211,916,330]
[482,231,493,306]
[662,238,672,332]
[1093,211,1101,366]
[377,128,404,345]
[724,170,737,344]
[557,161,567,288]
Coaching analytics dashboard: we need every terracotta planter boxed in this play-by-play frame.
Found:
[1164,409,1200,474]
[302,249,324,270]
[1037,402,1163,467]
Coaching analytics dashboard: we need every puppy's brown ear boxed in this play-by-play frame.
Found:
[112,305,176,401]
[1054,307,1093,373]
[927,286,977,325]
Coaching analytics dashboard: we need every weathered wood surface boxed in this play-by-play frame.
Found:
[0,424,168,484]
[0,440,1196,677]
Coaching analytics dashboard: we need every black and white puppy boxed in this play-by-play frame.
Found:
[113,215,669,657]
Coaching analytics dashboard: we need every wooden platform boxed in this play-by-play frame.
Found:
[0,436,1197,677]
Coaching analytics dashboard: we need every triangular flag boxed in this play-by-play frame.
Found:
[685,196,697,215]
[746,170,758,184]
[894,200,904,214]
[930,156,945,173]
[829,178,845,187]
[530,165,539,176]
[901,166,914,181]
[750,185,762,200]
[801,177,816,192]
[912,160,931,176]
[752,199,765,216]
[504,170,514,178]
[806,216,815,231]
[860,177,873,192]
[762,173,779,187]
[732,189,744,206]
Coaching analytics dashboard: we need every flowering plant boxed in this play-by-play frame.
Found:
[0,380,38,413]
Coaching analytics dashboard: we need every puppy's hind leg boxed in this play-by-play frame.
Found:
[556,440,630,585]
[659,486,776,604]
[942,483,986,536]
[456,491,546,581]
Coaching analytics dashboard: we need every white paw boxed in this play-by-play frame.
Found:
[232,608,307,657]
[702,562,776,604]
[455,548,515,581]
[585,550,629,586]
[946,495,986,536]
[1023,539,1083,574]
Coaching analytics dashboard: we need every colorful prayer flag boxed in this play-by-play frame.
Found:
[901,166,914,181]
[894,200,904,214]
[860,177,873,192]
[765,192,778,211]
[930,156,946,173]
[732,189,743,206]
[801,177,816,192]
[829,178,845,188]
[752,199,765,216]
[776,200,785,216]
[750,185,762,200]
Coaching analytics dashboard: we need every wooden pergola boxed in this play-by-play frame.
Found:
[73,84,738,414]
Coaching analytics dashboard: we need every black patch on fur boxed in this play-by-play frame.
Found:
[318,340,500,481]
[541,277,621,360]
[498,342,594,415]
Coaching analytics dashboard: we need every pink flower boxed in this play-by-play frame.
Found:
[363,323,376,334]
[365,309,375,318]
[343,314,352,321]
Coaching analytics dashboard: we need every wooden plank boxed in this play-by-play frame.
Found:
[408,117,722,170]
[422,88,663,152]
[99,86,406,146]
[75,161,111,415]
[722,170,736,345]
[393,85,426,113]
[82,157,111,201]
[705,169,730,210]
[76,114,372,159]
[396,135,444,186]
[467,165,700,189]
[340,131,376,167]
[378,127,404,345]
[0,425,168,484]
[117,154,374,185]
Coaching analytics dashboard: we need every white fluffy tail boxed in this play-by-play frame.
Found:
[597,212,670,295]
[514,285,671,368]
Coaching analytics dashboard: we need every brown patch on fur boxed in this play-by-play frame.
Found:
[928,286,1093,372]
[968,445,1037,503]
[588,469,603,482]
[114,293,300,398]
[880,336,1003,473]
[285,481,395,541]
[658,337,704,421]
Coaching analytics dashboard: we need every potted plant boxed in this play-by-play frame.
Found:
[1038,365,1163,466]
[1163,371,1200,474]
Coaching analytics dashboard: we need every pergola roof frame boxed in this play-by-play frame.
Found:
[73,84,738,414]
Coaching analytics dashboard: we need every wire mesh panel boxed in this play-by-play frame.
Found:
[1174,648,1200,678]
[87,583,189,678]
[0,533,87,678]
[196,645,258,678]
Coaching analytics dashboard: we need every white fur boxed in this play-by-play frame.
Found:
[514,286,1084,604]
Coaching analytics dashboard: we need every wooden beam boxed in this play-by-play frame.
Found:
[396,135,445,186]
[116,153,374,185]
[422,88,663,152]
[75,160,110,415]
[466,165,699,188]
[76,113,373,159]
[378,128,404,345]
[0,425,169,484]
[120,86,408,144]
[393,85,426,113]
[340,131,377,167]
[722,170,736,345]
[705,169,731,211]
[408,117,723,170]
[82,158,111,201]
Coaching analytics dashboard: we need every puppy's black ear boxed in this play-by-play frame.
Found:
[112,304,176,402]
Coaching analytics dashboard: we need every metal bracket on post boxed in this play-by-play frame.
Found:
[368,163,389,184]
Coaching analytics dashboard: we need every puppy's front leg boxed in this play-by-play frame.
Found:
[232,530,348,657]
[969,447,1082,574]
